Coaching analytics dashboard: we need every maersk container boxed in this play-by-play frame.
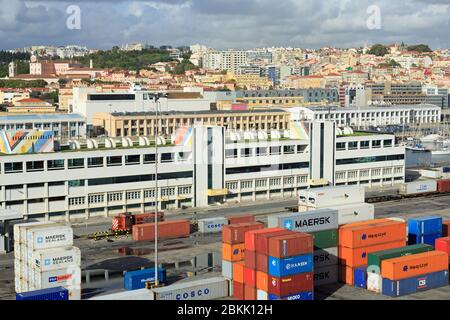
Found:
[268,291,314,301]
[314,265,339,287]
[408,216,442,236]
[149,276,229,300]
[305,185,365,208]
[268,254,313,277]
[26,225,73,250]
[313,247,338,268]
[354,266,368,289]
[198,217,228,234]
[16,287,69,300]
[382,270,449,297]
[31,246,81,272]
[124,268,166,290]
[330,203,375,225]
[268,208,338,233]
[408,233,442,247]
[399,180,437,196]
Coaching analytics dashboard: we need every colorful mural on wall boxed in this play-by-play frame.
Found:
[173,127,193,146]
[0,130,54,154]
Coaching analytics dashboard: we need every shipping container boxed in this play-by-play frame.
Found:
[222,222,264,245]
[408,216,443,236]
[244,267,256,287]
[132,220,190,241]
[198,217,228,234]
[268,272,314,297]
[124,268,166,290]
[408,233,442,247]
[339,219,406,249]
[256,290,268,301]
[32,266,81,289]
[232,262,245,284]
[222,243,245,262]
[314,265,339,287]
[354,266,368,289]
[435,237,450,255]
[399,180,437,195]
[330,203,375,225]
[254,230,293,255]
[310,229,339,250]
[222,260,233,279]
[227,215,255,225]
[233,281,244,300]
[268,209,338,233]
[268,233,313,258]
[367,273,383,293]
[31,246,81,272]
[255,252,269,273]
[339,240,406,267]
[382,270,449,297]
[339,265,356,285]
[367,244,433,274]
[304,185,365,208]
[268,291,314,301]
[26,225,73,250]
[244,228,285,252]
[437,179,450,193]
[256,271,269,292]
[443,220,450,237]
[16,287,68,300]
[149,276,229,300]
[244,285,256,300]
[244,250,256,270]
[313,247,339,268]
[89,288,152,300]
[381,251,449,281]
[268,254,313,277]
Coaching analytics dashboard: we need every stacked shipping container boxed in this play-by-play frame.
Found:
[408,216,443,247]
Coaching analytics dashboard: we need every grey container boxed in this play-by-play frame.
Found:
[222,260,233,279]
[314,265,339,287]
[89,289,153,300]
[198,217,228,234]
[150,276,229,300]
[313,247,338,268]
[268,208,338,233]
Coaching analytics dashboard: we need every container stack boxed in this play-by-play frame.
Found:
[268,208,339,287]
[338,218,407,286]
[14,222,81,300]
[443,220,450,237]
[408,216,443,247]
[435,237,450,269]
[221,221,264,299]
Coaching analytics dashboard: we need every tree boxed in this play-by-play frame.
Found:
[407,44,432,53]
[368,44,390,57]
[379,59,401,68]
[171,59,198,75]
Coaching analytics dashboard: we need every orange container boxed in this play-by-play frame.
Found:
[381,251,449,280]
[339,220,406,248]
[233,261,245,284]
[244,285,256,300]
[244,228,285,252]
[222,243,245,262]
[339,240,405,267]
[339,265,355,285]
[222,222,264,245]
[228,214,255,225]
[244,267,256,287]
[256,271,269,292]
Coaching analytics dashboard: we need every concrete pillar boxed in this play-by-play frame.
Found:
[85,271,91,284]
[104,270,109,281]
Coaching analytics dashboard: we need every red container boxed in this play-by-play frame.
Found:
[255,252,269,273]
[268,233,314,258]
[132,220,190,241]
[255,230,293,255]
[245,250,256,269]
[435,237,450,255]
[233,281,245,300]
[222,222,264,245]
[443,220,450,237]
[437,179,450,193]
[245,228,285,252]
[133,212,164,224]
[268,272,314,297]
[244,285,256,300]
[227,215,255,225]
[243,267,256,287]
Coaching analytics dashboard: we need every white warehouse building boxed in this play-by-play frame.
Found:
[0,124,405,222]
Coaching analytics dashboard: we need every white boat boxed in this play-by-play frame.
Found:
[431,148,450,156]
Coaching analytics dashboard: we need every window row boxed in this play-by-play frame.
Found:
[225,145,307,159]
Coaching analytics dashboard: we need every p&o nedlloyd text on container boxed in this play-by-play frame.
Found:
[149,276,229,300]
[299,185,365,208]
[268,209,338,233]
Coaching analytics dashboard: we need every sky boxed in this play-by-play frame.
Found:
[0,0,449,50]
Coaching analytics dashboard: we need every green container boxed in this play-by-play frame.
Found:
[367,244,434,274]
[310,229,338,250]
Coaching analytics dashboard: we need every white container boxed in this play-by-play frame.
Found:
[257,290,268,300]
[367,272,382,293]
[313,247,338,268]
[268,208,338,233]
[33,266,81,289]
[67,285,82,301]
[330,202,375,225]
[89,289,153,300]
[31,246,81,271]
[399,180,437,195]
[221,260,233,279]
[150,276,229,300]
[304,185,365,208]
[14,221,51,244]
[27,225,73,250]
[314,265,339,287]
[198,217,228,234]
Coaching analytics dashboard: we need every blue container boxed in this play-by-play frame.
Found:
[408,216,442,235]
[124,268,166,290]
[354,266,368,289]
[268,291,314,301]
[16,287,69,300]
[268,254,313,277]
[443,167,450,173]
[408,233,442,247]
[382,270,449,297]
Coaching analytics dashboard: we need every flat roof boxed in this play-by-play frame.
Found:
[300,104,441,112]
[109,109,289,117]
[0,113,86,122]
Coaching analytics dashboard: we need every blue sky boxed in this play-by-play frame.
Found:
[0,0,449,50]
